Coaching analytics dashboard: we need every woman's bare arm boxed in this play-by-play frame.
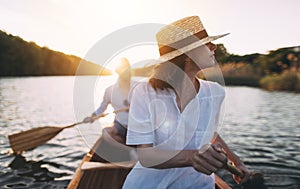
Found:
[137,143,227,175]
[136,144,196,169]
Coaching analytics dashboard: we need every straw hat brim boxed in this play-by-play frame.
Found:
[149,33,229,66]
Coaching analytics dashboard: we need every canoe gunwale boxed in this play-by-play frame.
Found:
[67,134,232,189]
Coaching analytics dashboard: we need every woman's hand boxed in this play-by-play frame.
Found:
[212,134,251,184]
[192,143,227,175]
[83,113,97,123]
[232,161,251,184]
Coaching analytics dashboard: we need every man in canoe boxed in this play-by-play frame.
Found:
[83,58,136,144]
[123,16,250,188]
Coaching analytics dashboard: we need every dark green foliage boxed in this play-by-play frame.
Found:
[215,43,300,92]
[217,43,300,75]
[224,77,260,87]
[215,44,230,63]
[215,44,261,65]
[0,30,112,76]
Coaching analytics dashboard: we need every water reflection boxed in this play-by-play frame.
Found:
[0,155,69,188]
[221,86,300,188]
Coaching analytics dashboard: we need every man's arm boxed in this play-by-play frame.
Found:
[83,86,112,123]
[94,86,112,116]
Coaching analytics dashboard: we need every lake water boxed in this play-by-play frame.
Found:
[0,76,299,189]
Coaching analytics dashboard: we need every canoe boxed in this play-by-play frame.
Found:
[67,129,232,189]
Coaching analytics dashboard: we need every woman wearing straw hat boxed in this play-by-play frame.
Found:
[123,16,250,188]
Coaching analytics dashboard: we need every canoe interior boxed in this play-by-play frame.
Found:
[68,135,231,189]
[68,136,134,189]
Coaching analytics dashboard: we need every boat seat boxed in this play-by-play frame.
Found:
[76,160,136,189]
[81,160,137,171]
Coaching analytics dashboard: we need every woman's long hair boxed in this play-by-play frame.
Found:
[149,54,188,91]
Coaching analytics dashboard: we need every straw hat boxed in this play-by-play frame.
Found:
[156,16,229,63]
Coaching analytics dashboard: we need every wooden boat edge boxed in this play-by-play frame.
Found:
[67,134,232,189]
[67,135,101,189]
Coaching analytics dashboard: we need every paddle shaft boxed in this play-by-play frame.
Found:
[63,107,130,129]
[224,162,265,187]
[8,107,129,153]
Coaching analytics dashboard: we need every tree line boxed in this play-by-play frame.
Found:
[215,44,300,75]
[215,44,300,91]
[0,30,112,76]
[1,29,299,92]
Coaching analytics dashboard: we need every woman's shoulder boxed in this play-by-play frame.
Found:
[105,84,115,93]
[132,80,152,91]
[199,79,226,97]
[129,81,156,96]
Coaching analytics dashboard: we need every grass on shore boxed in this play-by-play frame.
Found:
[260,71,300,92]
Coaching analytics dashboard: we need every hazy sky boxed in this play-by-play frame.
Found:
[1,0,300,63]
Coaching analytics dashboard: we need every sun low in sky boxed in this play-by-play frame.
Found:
[1,0,300,64]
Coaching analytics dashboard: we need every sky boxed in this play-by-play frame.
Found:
[1,0,300,68]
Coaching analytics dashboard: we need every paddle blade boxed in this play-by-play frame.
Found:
[8,126,64,154]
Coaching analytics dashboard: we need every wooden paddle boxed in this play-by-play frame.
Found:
[8,107,129,154]
[224,162,265,188]
[223,162,243,176]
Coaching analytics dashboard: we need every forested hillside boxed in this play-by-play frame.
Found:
[0,30,112,76]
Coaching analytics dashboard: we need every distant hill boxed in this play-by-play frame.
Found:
[0,30,112,76]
